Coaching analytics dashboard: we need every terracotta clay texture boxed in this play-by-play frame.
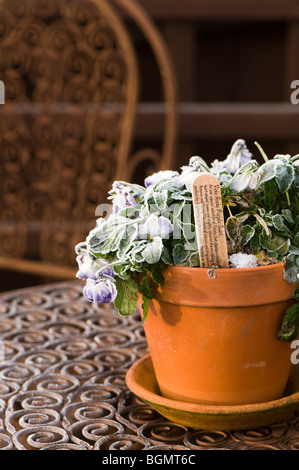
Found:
[126,354,299,430]
[140,263,298,406]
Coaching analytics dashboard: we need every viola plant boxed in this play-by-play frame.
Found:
[75,139,299,341]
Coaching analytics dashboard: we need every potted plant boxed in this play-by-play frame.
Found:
[75,139,299,407]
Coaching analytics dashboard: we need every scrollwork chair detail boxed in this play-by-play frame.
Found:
[0,0,177,278]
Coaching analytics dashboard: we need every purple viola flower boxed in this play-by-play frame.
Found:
[109,182,143,214]
[144,170,179,188]
[138,214,173,240]
[229,161,260,192]
[76,254,114,280]
[224,139,253,174]
[83,278,117,304]
[178,157,210,191]
[76,254,97,280]
[100,262,114,278]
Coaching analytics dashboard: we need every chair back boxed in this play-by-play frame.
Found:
[0,0,177,276]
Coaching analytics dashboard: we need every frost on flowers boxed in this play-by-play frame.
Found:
[229,161,260,192]
[83,278,117,304]
[108,181,144,214]
[75,139,299,330]
[178,156,210,191]
[224,139,253,174]
[138,214,173,240]
[144,170,179,187]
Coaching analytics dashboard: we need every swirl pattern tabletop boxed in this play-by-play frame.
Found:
[0,280,299,450]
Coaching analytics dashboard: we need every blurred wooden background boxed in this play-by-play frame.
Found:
[136,0,299,163]
[1,0,299,291]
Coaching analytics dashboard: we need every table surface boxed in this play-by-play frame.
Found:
[0,280,299,450]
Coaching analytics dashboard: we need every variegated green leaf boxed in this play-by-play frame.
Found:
[275,162,295,192]
[142,236,163,264]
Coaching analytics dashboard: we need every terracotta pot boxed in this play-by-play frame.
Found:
[140,262,298,406]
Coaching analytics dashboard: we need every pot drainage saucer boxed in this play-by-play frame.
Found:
[126,354,299,431]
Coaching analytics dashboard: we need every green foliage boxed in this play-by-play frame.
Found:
[76,141,299,341]
[277,303,299,342]
[114,277,139,316]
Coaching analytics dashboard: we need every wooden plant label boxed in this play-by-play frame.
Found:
[192,173,229,268]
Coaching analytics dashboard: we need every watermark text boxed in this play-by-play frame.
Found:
[0,80,4,104]
[290,80,299,104]
[291,340,299,364]
[95,202,197,249]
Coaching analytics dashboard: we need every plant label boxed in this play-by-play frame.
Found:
[192,173,229,268]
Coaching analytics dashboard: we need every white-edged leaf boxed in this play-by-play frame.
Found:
[258,160,277,184]
[241,225,255,245]
[154,189,168,211]
[275,162,295,192]
[172,243,189,265]
[142,236,163,264]
[272,214,291,235]
[269,235,289,255]
[253,213,271,236]
[284,255,299,284]
[118,224,138,256]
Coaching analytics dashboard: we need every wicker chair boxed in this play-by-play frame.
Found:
[0,0,178,281]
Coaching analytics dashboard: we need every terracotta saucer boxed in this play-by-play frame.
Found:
[126,354,299,431]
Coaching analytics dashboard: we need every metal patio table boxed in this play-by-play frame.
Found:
[0,280,298,450]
